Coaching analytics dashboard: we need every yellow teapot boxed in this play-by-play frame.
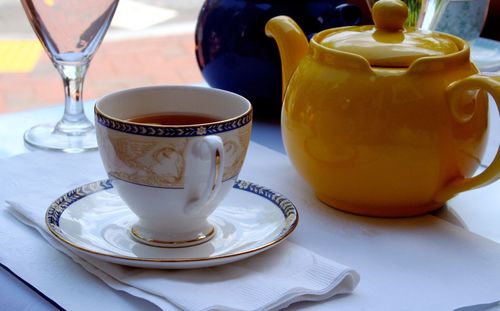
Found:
[265,0,500,217]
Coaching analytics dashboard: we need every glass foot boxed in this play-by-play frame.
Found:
[24,123,97,153]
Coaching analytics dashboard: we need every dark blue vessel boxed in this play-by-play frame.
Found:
[195,0,362,117]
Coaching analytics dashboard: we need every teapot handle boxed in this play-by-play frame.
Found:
[434,74,500,203]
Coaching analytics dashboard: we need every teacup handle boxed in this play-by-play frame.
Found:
[184,135,225,215]
[434,74,500,203]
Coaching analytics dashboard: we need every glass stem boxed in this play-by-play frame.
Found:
[54,62,94,135]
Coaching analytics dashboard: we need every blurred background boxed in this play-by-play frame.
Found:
[0,0,498,115]
[0,0,205,114]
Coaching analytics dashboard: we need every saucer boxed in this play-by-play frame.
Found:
[46,179,298,269]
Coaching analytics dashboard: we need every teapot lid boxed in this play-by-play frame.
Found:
[319,0,459,67]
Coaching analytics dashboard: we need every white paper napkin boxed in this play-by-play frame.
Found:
[2,150,359,311]
[3,144,500,310]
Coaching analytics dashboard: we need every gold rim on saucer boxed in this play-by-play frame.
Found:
[45,179,299,269]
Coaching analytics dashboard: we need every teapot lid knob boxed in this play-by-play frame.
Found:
[372,0,408,32]
[318,0,460,67]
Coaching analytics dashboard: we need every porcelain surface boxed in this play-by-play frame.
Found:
[45,179,298,269]
[95,86,252,246]
[95,86,252,189]
[265,0,500,217]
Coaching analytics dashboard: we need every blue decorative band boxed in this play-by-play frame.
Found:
[233,180,298,221]
[47,179,113,227]
[95,111,252,137]
[47,179,298,236]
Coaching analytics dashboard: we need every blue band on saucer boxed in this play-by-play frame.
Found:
[46,179,298,234]
[234,180,297,219]
[46,180,113,227]
[45,179,299,268]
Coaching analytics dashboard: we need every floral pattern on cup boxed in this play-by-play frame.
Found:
[108,138,188,187]
[98,124,251,188]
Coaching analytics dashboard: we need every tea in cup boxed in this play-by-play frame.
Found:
[95,86,252,247]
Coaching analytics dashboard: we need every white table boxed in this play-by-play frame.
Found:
[0,95,499,310]
[0,101,285,310]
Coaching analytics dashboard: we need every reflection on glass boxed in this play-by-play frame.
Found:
[366,0,447,28]
[20,0,120,152]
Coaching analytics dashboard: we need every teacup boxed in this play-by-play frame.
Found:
[95,86,252,247]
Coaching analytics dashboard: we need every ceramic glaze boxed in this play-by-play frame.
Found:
[95,86,252,245]
[195,0,362,117]
[266,0,500,217]
[46,179,298,269]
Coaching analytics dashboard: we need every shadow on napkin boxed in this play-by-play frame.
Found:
[5,200,360,311]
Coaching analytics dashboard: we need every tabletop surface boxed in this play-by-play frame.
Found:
[1,40,500,308]
[0,95,499,310]
[0,101,285,311]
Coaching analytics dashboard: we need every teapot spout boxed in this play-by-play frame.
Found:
[265,16,308,100]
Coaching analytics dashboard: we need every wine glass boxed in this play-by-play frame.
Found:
[21,0,120,152]
[365,0,448,28]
